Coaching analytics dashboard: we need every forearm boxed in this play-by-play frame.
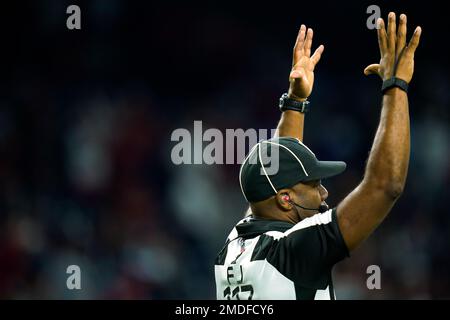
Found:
[363,88,410,197]
[274,111,305,141]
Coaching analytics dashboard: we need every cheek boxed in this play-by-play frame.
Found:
[311,190,322,203]
[301,190,321,204]
[315,191,322,202]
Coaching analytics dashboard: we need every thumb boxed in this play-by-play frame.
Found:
[364,64,380,76]
[290,69,305,80]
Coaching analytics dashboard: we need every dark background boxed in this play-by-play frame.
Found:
[1,0,449,299]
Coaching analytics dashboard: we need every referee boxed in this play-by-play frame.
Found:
[215,13,422,299]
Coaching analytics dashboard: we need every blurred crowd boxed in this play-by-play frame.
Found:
[1,1,449,299]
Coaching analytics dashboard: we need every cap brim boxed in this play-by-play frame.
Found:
[305,161,347,181]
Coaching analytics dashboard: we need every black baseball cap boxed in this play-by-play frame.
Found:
[239,137,346,202]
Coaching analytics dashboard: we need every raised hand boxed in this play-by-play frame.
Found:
[364,12,422,84]
[288,25,325,101]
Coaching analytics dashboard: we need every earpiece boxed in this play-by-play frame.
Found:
[281,193,329,213]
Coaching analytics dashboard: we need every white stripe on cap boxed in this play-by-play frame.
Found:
[261,140,309,177]
[239,143,260,202]
[240,139,311,201]
[258,143,278,195]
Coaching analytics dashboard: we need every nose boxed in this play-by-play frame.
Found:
[319,184,328,202]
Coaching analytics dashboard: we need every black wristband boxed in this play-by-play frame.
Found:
[382,77,409,94]
[279,93,310,113]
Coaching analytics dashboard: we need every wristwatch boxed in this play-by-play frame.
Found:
[279,93,310,113]
[382,77,409,94]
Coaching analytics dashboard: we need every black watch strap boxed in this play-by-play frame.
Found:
[382,77,409,94]
[279,93,310,113]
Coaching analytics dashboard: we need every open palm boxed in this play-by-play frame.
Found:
[288,25,324,100]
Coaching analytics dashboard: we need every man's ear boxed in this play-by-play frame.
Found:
[276,189,292,211]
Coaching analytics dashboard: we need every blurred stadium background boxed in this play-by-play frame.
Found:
[1,0,449,299]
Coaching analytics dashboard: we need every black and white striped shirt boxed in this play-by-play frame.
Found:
[214,208,349,300]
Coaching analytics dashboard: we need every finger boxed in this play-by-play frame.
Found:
[304,28,313,57]
[294,25,307,50]
[396,14,407,59]
[293,25,307,65]
[364,64,380,76]
[387,12,396,53]
[406,26,422,55]
[310,44,324,66]
[377,18,388,56]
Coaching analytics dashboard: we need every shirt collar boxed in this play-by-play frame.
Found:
[234,215,294,239]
